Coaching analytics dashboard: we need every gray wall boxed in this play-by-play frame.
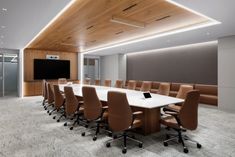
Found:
[127,42,218,84]
[218,35,235,112]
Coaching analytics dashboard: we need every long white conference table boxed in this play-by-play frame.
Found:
[60,84,184,135]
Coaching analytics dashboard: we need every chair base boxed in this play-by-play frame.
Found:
[106,131,143,154]
[163,130,202,153]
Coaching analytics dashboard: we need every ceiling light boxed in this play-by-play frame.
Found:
[2,8,7,11]
[110,16,145,28]
[1,26,6,29]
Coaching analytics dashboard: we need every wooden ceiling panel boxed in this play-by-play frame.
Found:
[27,0,211,52]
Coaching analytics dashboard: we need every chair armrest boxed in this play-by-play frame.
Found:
[133,111,143,116]
[164,111,178,116]
[78,101,84,105]
[102,106,108,110]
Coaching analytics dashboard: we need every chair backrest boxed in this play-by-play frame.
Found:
[179,90,200,130]
[158,83,170,96]
[58,78,67,84]
[104,79,111,87]
[108,91,132,132]
[82,86,102,121]
[53,85,64,110]
[127,80,137,90]
[42,79,47,99]
[176,85,193,99]
[140,81,152,92]
[115,80,123,88]
[95,79,100,86]
[64,86,78,116]
[47,82,54,104]
[84,78,91,85]
[73,80,80,84]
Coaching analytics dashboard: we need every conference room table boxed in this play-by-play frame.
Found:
[59,84,184,135]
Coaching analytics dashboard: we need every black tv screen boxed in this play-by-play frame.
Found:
[34,59,70,80]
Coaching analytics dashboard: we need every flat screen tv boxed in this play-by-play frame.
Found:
[34,59,70,80]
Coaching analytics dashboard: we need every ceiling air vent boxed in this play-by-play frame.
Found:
[156,15,171,21]
[86,25,94,30]
[115,31,124,35]
[123,3,137,12]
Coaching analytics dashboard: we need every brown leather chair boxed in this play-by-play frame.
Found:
[140,81,152,92]
[195,84,218,106]
[127,80,137,90]
[158,83,170,96]
[42,79,47,107]
[161,90,202,153]
[58,78,67,84]
[115,80,123,88]
[95,79,100,86]
[150,81,160,93]
[104,79,111,87]
[163,85,193,112]
[63,86,84,130]
[73,80,80,84]
[81,86,108,141]
[106,91,143,154]
[135,81,143,91]
[84,78,91,85]
[51,85,65,119]
[45,82,54,111]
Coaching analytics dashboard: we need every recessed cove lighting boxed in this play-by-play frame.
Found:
[24,0,77,48]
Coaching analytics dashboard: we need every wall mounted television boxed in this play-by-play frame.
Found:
[34,59,70,80]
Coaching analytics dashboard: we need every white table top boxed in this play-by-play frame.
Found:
[59,84,184,109]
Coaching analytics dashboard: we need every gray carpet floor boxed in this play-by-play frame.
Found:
[0,96,235,157]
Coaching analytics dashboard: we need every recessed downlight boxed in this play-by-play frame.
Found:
[1,26,6,29]
[2,8,7,11]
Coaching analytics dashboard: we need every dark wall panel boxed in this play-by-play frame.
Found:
[127,43,217,85]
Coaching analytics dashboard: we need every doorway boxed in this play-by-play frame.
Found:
[0,53,18,97]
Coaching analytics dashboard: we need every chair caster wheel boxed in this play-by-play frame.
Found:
[57,119,60,122]
[183,147,188,153]
[113,135,117,139]
[53,116,56,119]
[44,108,47,110]
[108,133,112,137]
[163,142,168,147]
[47,110,50,113]
[81,132,85,136]
[49,113,52,115]
[64,123,67,126]
[70,127,73,130]
[106,143,111,147]
[85,125,88,128]
[70,118,74,120]
[138,143,143,148]
[93,136,97,141]
[166,134,170,140]
[197,143,202,149]
[122,148,127,154]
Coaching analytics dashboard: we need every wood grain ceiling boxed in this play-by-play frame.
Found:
[27,0,210,52]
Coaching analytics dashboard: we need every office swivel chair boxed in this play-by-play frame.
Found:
[42,79,47,107]
[63,86,84,130]
[95,79,100,86]
[104,79,112,87]
[157,83,170,96]
[161,90,202,153]
[84,78,91,85]
[127,80,137,90]
[163,85,193,113]
[140,81,152,92]
[115,80,123,88]
[81,86,108,141]
[106,91,143,154]
[51,85,65,119]
[45,82,54,111]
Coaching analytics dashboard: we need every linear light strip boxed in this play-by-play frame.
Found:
[24,0,76,49]
[127,40,218,56]
[82,21,219,54]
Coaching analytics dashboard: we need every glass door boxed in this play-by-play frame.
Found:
[83,57,100,84]
[0,54,3,97]
[0,53,18,97]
